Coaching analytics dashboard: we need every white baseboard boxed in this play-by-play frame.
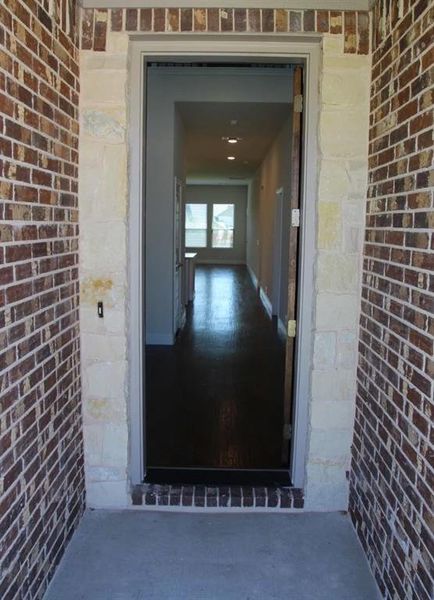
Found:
[246,264,259,289]
[259,287,273,318]
[277,318,287,337]
[196,258,246,265]
[146,333,174,345]
[247,265,272,319]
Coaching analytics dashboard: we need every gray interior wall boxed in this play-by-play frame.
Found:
[246,178,260,282]
[185,184,248,264]
[246,115,292,323]
[145,66,292,344]
[174,107,186,183]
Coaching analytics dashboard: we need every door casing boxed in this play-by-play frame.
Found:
[128,34,320,489]
[173,177,185,336]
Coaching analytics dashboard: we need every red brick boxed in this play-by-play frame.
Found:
[167,9,179,32]
[344,11,357,54]
[248,9,260,32]
[111,9,123,32]
[303,10,315,32]
[351,4,434,600]
[316,10,329,33]
[330,11,343,34]
[93,10,107,52]
[262,9,274,33]
[153,8,165,32]
[221,9,233,32]
[207,9,219,32]
[81,9,93,50]
[139,9,152,32]
[0,2,84,599]
[275,9,288,33]
[234,9,247,32]
[193,9,206,32]
[180,8,192,32]
[289,11,302,33]
[125,9,138,32]
[358,12,370,55]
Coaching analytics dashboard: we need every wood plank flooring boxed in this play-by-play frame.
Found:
[145,265,287,474]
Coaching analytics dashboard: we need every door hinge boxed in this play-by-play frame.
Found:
[283,424,292,440]
[291,208,300,227]
[287,319,296,338]
[294,94,303,113]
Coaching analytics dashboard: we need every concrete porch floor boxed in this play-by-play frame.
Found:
[45,510,380,600]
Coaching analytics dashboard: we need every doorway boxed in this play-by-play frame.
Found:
[127,37,320,490]
[144,62,301,485]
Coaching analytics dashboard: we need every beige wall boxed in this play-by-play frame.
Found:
[79,34,130,507]
[79,31,370,510]
[306,36,370,509]
[247,116,292,315]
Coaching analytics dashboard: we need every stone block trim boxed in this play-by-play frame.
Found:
[0,1,85,599]
[79,13,371,510]
[133,484,304,510]
[349,1,434,599]
[80,6,370,55]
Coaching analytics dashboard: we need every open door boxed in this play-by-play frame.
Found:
[272,188,284,320]
[174,177,185,335]
[282,65,303,465]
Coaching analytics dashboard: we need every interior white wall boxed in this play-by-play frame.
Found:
[185,184,248,264]
[145,66,293,345]
[246,115,292,321]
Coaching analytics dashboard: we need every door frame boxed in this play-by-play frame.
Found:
[128,34,320,489]
[173,176,186,336]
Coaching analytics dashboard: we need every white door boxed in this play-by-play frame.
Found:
[174,177,185,335]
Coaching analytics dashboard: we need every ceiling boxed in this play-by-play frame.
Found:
[178,102,292,182]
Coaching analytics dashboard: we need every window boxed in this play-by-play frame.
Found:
[185,202,235,249]
[185,203,207,248]
[212,203,234,249]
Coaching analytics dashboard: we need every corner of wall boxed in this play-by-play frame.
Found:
[305,30,372,512]
[79,27,131,508]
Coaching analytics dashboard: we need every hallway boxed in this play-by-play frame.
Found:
[146,265,287,474]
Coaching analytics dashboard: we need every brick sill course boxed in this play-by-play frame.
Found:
[132,484,304,509]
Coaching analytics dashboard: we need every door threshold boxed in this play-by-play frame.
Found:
[132,481,304,510]
[145,467,291,486]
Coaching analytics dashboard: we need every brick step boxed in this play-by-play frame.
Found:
[132,484,304,510]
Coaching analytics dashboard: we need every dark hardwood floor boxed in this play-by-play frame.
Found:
[145,264,287,478]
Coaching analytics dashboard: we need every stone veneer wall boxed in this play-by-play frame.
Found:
[79,6,371,510]
[349,0,434,599]
[0,1,85,598]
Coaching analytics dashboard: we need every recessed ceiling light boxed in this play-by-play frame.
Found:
[227,156,236,161]
[230,119,238,125]
[222,136,242,144]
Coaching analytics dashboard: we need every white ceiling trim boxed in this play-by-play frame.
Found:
[80,1,371,11]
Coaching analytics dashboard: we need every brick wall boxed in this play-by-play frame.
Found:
[80,6,369,54]
[350,0,434,598]
[0,1,85,598]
